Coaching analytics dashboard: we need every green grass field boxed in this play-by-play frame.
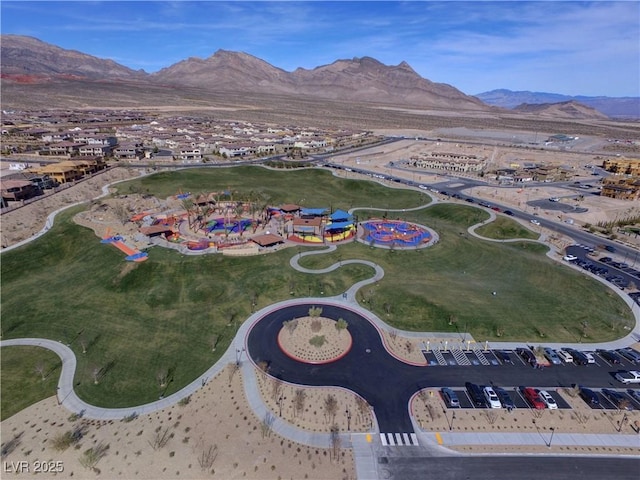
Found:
[474,216,540,240]
[1,346,60,420]
[0,166,634,409]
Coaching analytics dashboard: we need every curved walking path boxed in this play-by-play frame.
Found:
[2,178,640,479]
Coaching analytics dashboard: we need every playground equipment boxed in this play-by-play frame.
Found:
[205,218,252,234]
[362,220,432,247]
[101,235,148,262]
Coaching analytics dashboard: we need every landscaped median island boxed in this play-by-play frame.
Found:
[277,309,352,364]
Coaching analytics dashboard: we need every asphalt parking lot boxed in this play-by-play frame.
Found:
[432,347,640,412]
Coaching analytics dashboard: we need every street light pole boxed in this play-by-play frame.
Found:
[450,411,456,431]
[345,408,351,431]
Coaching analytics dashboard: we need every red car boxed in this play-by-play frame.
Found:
[522,387,546,409]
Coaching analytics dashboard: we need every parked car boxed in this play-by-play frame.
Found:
[618,348,640,364]
[584,352,596,364]
[543,348,562,365]
[440,387,460,408]
[522,387,546,409]
[465,382,486,407]
[578,386,600,407]
[563,254,578,261]
[530,219,540,226]
[483,386,502,409]
[537,390,558,409]
[494,387,515,409]
[516,347,538,366]
[564,348,589,365]
[556,349,574,363]
[597,349,622,364]
[601,389,633,410]
[614,370,640,384]
[503,210,514,216]
[495,350,514,364]
[627,389,640,403]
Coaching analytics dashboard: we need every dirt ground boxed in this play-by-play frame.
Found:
[0,166,144,249]
[0,364,355,480]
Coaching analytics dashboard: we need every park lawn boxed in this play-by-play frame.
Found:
[474,216,540,240]
[1,346,60,420]
[0,208,372,408]
[116,165,428,212]
[0,168,634,410]
[300,204,633,342]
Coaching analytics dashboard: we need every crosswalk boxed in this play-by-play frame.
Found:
[379,432,419,446]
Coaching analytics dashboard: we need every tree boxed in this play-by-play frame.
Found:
[79,442,109,470]
[271,378,283,402]
[157,369,169,388]
[181,198,195,230]
[79,333,88,354]
[92,365,102,385]
[34,361,46,381]
[283,318,298,334]
[148,427,172,450]
[335,318,348,332]
[324,394,338,424]
[293,389,306,417]
[261,412,275,438]
[257,360,269,380]
[198,444,218,472]
[210,334,220,351]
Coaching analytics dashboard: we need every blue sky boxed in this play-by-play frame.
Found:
[2,1,639,97]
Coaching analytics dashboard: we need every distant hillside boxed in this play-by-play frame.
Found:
[1,34,487,111]
[512,101,609,120]
[476,89,640,119]
[0,34,145,81]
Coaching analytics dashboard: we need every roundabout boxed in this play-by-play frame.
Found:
[277,314,353,364]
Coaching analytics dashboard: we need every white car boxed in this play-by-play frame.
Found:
[563,254,578,261]
[530,219,540,226]
[549,197,560,202]
[483,386,502,409]
[538,390,558,409]
[584,352,596,364]
[556,350,574,363]
[615,370,640,384]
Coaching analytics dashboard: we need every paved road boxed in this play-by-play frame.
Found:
[377,454,640,480]
[246,301,640,435]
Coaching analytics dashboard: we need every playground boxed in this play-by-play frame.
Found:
[359,220,437,249]
[75,192,365,257]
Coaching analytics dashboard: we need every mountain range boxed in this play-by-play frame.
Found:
[476,89,639,119]
[2,34,637,119]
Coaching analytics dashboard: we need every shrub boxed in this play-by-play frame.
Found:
[309,335,326,348]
